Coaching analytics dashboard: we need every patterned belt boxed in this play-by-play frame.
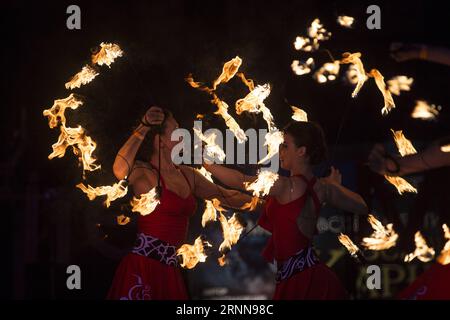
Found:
[275,246,320,283]
[132,233,179,267]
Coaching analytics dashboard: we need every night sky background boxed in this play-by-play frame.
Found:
[2,0,450,299]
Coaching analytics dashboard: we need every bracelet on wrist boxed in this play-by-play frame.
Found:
[141,117,151,127]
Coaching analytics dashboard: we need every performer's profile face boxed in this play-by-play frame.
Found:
[279,133,294,170]
[279,133,306,170]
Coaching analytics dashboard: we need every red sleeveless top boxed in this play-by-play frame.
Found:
[258,174,321,262]
[108,166,196,300]
[137,166,197,247]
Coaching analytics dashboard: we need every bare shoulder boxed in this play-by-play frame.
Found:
[269,175,292,197]
[128,160,157,186]
[179,165,197,185]
[179,165,195,178]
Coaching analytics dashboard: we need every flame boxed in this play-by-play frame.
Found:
[130,187,160,216]
[442,145,450,153]
[346,64,359,85]
[44,94,100,175]
[384,130,418,194]
[66,65,99,90]
[291,58,314,76]
[236,72,255,91]
[201,198,225,227]
[391,129,417,157]
[185,74,214,94]
[218,213,244,255]
[437,224,450,265]
[337,16,355,28]
[240,196,260,211]
[48,125,101,174]
[340,52,368,98]
[308,18,331,41]
[211,94,247,143]
[259,130,284,165]
[117,214,130,226]
[65,65,99,90]
[293,19,330,52]
[196,114,204,119]
[291,106,308,122]
[361,214,399,250]
[369,69,396,116]
[193,127,226,161]
[404,231,435,263]
[212,56,242,90]
[195,166,214,183]
[43,94,84,129]
[76,179,128,208]
[384,175,417,195]
[235,84,275,131]
[244,170,279,197]
[387,76,413,96]
[91,42,123,68]
[313,61,340,83]
[186,74,204,88]
[338,233,360,256]
[218,254,227,266]
[294,36,315,52]
[411,100,440,120]
[177,236,212,269]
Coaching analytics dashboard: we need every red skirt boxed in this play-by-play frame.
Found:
[397,263,450,300]
[107,253,188,300]
[273,263,348,300]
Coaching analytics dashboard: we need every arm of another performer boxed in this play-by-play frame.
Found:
[368,139,450,177]
[391,42,450,67]
[320,167,369,216]
[203,163,256,191]
[203,163,296,199]
[185,166,263,211]
[112,106,164,181]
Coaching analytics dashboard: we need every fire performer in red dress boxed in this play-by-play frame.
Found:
[107,106,254,300]
[206,121,369,299]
